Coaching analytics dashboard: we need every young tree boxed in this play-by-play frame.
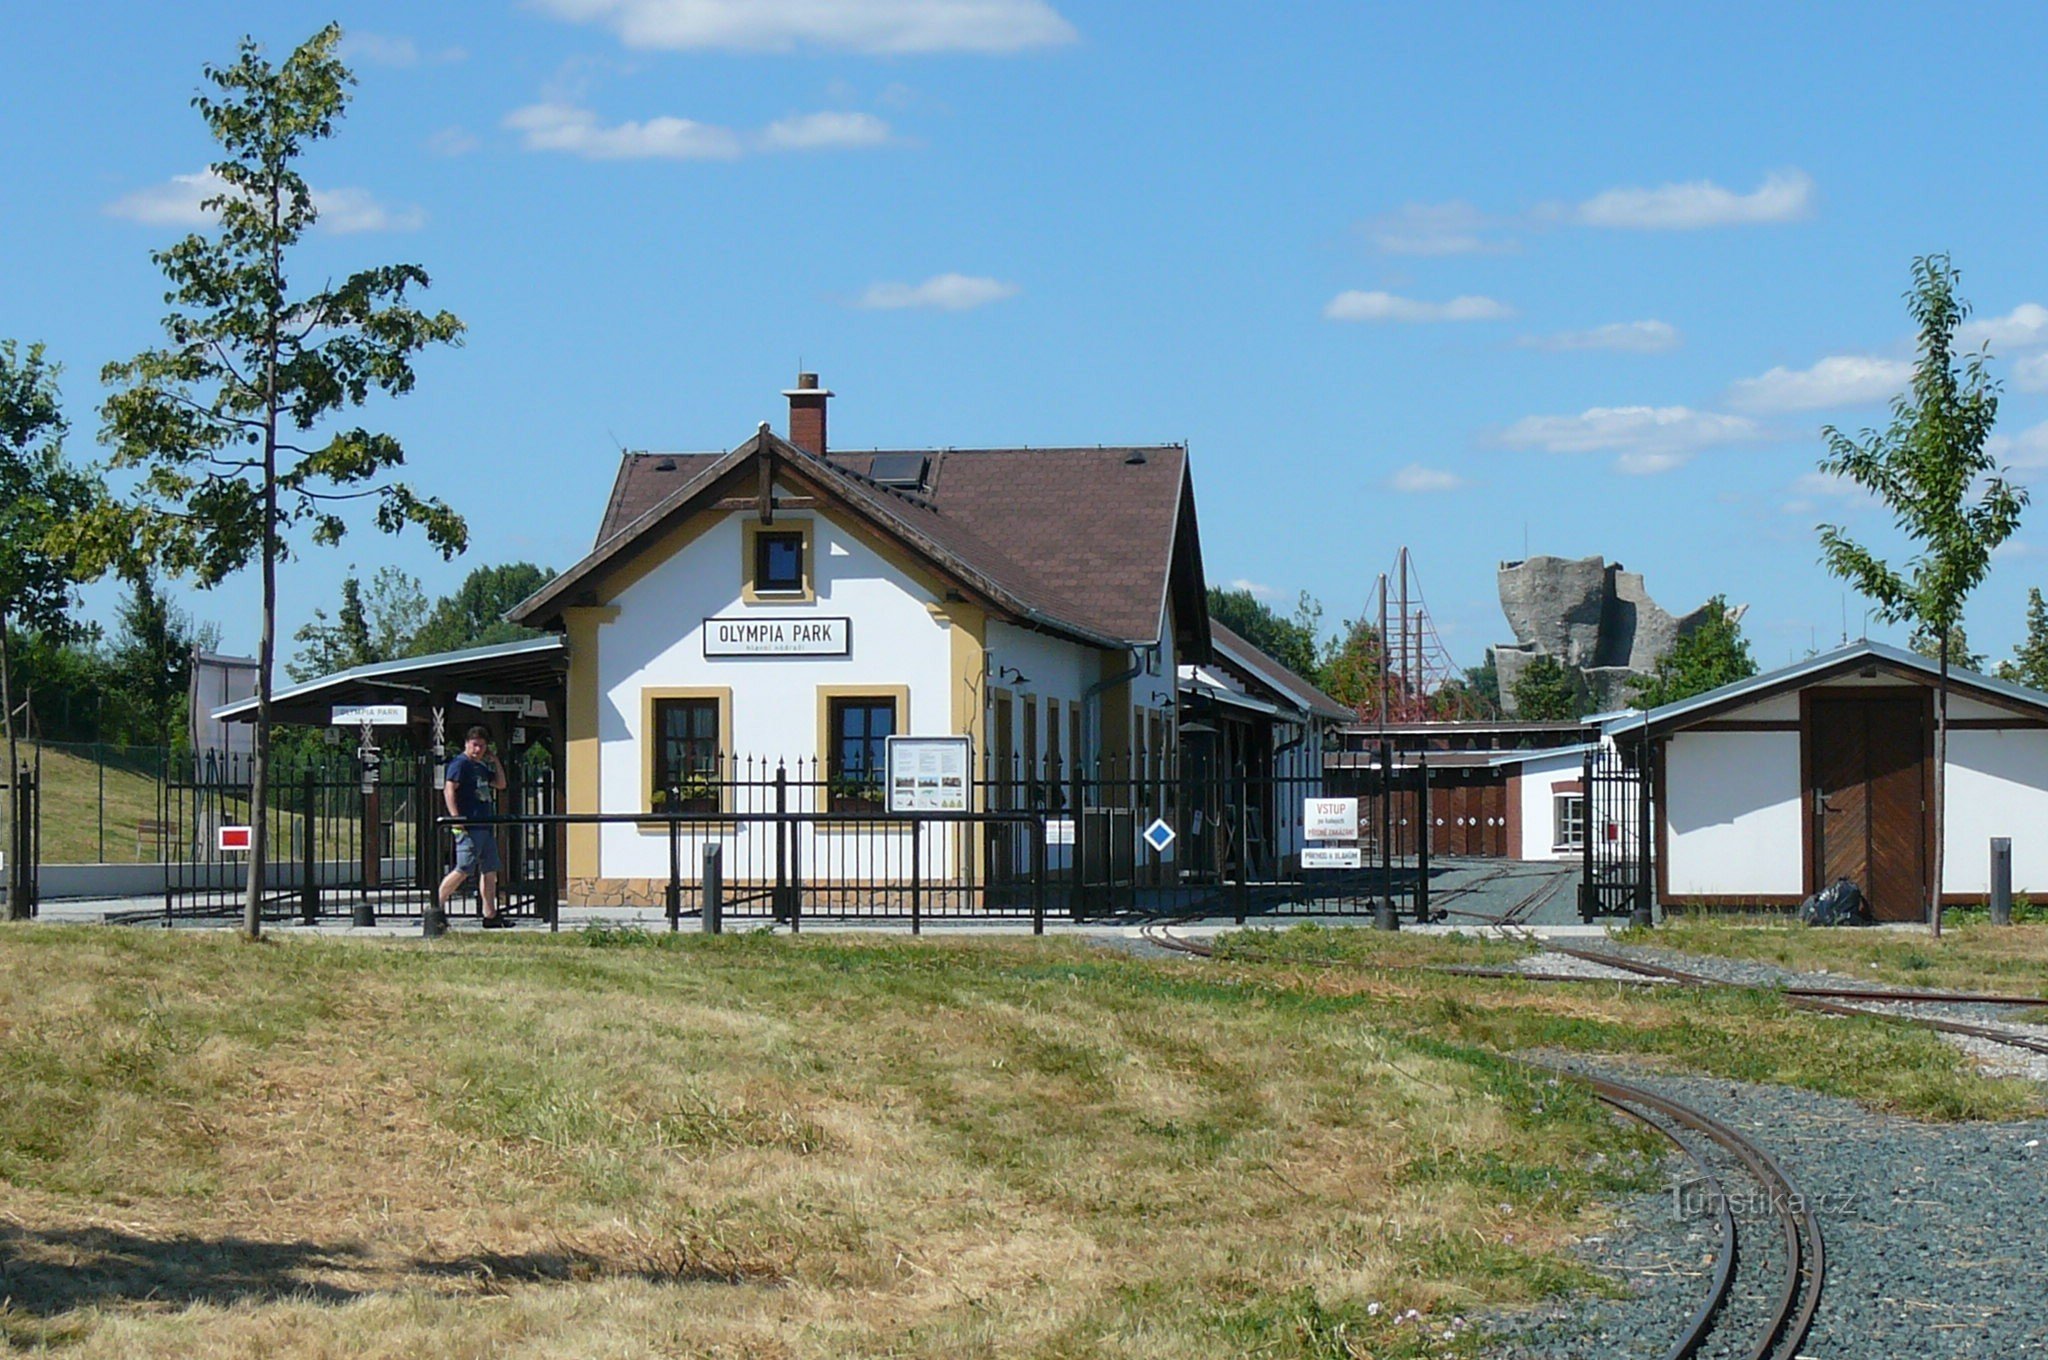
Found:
[1510,653,1582,721]
[1464,648,1501,716]
[74,26,467,938]
[1628,596,1758,707]
[1,340,97,870]
[107,569,211,747]
[1818,254,2027,937]
[1997,588,2048,690]
[1203,586,1323,683]
[1908,620,1985,672]
[1316,617,1386,715]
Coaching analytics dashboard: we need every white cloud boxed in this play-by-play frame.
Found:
[339,31,466,66]
[1988,420,2048,468]
[1388,464,1468,493]
[1228,578,1279,600]
[1726,354,1913,413]
[504,103,744,159]
[1781,469,1880,515]
[1361,200,1515,256]
[533,0,1077,53]
[2014,352,2048,392]
[1517,319,1681,353]
[1961,303,2048,350]
[104,169,423,233]
[1323,291,1513,323]
[505,103,894,159]
[1562,169,1815,230]
[760,111,893,151]
[428,126,481,156]
[1499,405,1765,474]
[854,274,1018,310]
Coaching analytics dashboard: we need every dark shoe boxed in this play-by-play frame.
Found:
[480,915,515,930]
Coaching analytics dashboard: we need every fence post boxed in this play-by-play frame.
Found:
[1374,741,1398,932]
[1991,837,2013,926]
[97,743,105,864]
[416,795,440,936]
[1033,814,1047,936]
[1631,734,1654,929]
[910,817,922,936]
[1579,747,1597,923]
[702,842,723,934]
[541,768,561,932]
[666,786,681,932]
[300,769,318,925]
[1415,750,1431,924]
[773,762,789,924]
[789,798,803,935]
[1069,757,1085,921]
[1234,761,1249,926]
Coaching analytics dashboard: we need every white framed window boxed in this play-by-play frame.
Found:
[1552,792,1585,851]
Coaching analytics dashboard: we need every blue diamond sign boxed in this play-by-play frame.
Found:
[1142,817,1176,853]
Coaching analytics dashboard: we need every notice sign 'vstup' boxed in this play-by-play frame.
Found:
[1303,797,1359,842]
[702,617,851,657]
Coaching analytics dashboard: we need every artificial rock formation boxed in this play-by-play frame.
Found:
[1494,555,1719,715]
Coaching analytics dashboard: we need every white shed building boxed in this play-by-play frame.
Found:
[1599,639,2048,919]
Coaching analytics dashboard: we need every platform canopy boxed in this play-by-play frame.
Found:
[212,635,566,728]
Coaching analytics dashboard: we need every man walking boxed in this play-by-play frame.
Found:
[439,726,510,928]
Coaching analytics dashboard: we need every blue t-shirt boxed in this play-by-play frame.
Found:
[446,753,496,820]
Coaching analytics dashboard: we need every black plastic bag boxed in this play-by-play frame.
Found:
[1798,877,1871,926]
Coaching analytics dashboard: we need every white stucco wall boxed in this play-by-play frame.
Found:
[1663,731,1803,897]
[1513,750,1589,862]
[1943,729,2048,894]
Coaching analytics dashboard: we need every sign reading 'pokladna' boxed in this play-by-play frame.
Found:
[702,616,851,657]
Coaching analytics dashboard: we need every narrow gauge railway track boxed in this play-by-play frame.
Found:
[1135,920,1827,1360]
[1431,862,1577,927]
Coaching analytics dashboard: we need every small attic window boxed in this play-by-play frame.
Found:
[868,453,928,489]
[755,532,805,593]
[653,457,678,471]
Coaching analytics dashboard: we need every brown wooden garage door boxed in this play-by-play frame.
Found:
[1806,691,1929,922]
[1430,778,1508,857]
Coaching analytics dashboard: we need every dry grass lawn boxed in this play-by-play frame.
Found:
[1631,914,2048,998]
[0,922,2035,1357]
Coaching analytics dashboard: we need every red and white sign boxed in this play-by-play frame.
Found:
[217,825,253,853]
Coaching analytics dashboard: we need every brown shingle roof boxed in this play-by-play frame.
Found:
[549,437,1203,648]
[1208,621,1354,723]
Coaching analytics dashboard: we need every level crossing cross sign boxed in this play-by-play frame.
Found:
[1142,818,1176,853]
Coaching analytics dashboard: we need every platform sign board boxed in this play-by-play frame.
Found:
[1303,797,1359,842]
[331,703,408,727]
[885,735,972,813]
[1301,845,1362,870]
[477,694,529,713]
[217,825,253,854]
[703,616,851,657]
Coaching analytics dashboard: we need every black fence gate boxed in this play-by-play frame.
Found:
[1579,741,1653,922]
[161,750,557,925]
[2,765,37,920]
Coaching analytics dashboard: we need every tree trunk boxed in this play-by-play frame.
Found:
[244,181,285,943]
[1932,641,1948,939]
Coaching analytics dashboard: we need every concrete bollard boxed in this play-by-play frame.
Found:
[702,843,723,935]
[1991,837,2013,926]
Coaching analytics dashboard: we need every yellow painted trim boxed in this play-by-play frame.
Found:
[561,605,619,880]
[740,516,816,605]
[814,685,910,831]
[944,600,987,751]
[639,686,733,830]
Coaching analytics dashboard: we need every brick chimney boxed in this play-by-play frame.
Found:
[783,372,832,456]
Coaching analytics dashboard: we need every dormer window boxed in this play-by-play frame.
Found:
[755,531,804,593]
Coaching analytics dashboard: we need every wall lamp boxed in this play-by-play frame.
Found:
[994,664,1030,686]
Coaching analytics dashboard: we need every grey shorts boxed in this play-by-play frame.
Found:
[454,826,500,876]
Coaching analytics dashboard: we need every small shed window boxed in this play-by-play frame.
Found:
[1552,792,1585,851]
[754,531,805,593]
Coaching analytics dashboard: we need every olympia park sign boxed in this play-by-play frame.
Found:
[702,616,852,657]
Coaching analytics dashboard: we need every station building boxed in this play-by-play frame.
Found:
[507,376,1211,905]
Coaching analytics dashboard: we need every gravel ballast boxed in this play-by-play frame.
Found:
[1482,1064,2048,1357]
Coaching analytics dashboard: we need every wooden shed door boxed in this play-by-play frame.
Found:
[1808,693,1928,922]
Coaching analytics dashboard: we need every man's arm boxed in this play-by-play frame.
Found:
[491,753,508,791]
[445,777,463,820]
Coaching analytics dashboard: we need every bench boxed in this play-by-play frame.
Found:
[135,819,173,858]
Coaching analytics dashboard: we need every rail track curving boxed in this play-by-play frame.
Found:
[1135,919,1827,1359]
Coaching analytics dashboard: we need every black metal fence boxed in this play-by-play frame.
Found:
[605,748,1431,926]
[1579,740,1653,921]
[159,750,557,926]
[2,765,38,919]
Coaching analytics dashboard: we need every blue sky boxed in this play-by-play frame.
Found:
[9,1,2048,673]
